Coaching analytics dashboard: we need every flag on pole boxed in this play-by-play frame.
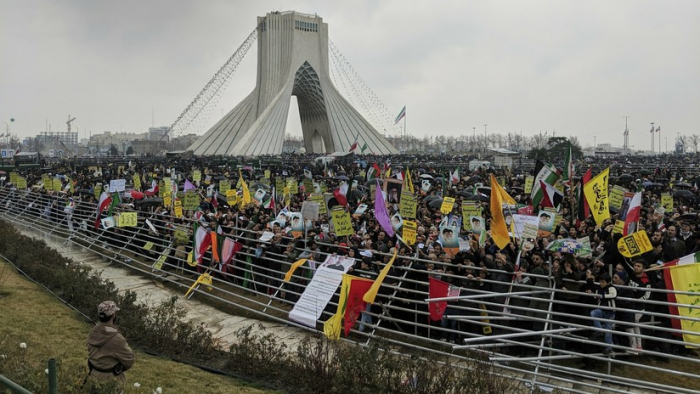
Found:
[108,191,121,215]
[333,182,349,207]
[490,174,516,250]
[343,276,374,337]
[360,142,369,154]
[363,248,398,304]
[661,252,700,346]
[656,126,660,133]
[531,160,561,208]
[394,106,406,124]
[583,167,610,226]
[576,167,592,226]
[650,126,655,133]
[94,191,112,229]
[374,179,394,237]
[623,192,642,236]
[239,170,251,205]
[450,167,460,185]
[428,278,460,321]
[405,167,414,193]
[193,222,211,265]
[349,139,358,152]
[563,143,574,186]
[539,180,564,209]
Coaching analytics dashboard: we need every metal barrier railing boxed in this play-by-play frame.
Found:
[1,187,699,394]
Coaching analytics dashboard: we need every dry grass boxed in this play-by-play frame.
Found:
[0,261,277,394]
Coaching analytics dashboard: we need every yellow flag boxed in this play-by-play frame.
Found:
[363,248,398,304]
[405,167,414,193]
[583,168,610,226]
[617,231,653,258]
[184,272,214,298]
[490,174,515,250]
[284,258,308,282]
[239,170,251,205]
[324,274,352,340]
[668,263,700,347]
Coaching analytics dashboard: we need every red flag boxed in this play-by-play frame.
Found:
[343,278,374,336]
[428,277,450,321]
[539,180,563,208]
[333,183,349,207]
[349,140,358,152]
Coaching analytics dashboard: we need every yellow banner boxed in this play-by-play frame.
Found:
[402,220,417,245]
[192,170,201,182]
[118,212,138,227]
[612,219,625,235]
[524,176,534,194]
[219,180,231,194]
[163,191,172,208]
[399,192,417,219]
[661,193,673,212]
[331,207,354,237]
[264,169,271,179]
[583,168,610,226]
[131,174,141,191]
[440,197,456,215]
[52,178,62,192]
[143,241,154,251]
[9,172,18,185]
[226,189,238,206]
[287,178,298,194]
[617,231,652,258]
[16,177,27,190]
[174,200,183,218]
[669,263,700,347]
[183,191,201,211]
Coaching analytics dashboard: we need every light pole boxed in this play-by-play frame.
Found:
[665,137,667,153]
[650,122,655,154]
[483,124,488,150]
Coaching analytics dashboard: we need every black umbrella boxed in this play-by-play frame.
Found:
[640,169,653,176]
[334,175,350,181]
[428,199,444,208]
[353,176,364,182]
[78,189,93,195]
[645,182,664,188]
[467,194,489,202]
[213,175,227,181]
[252,183,271,190]
[674,190,694,198]
[477,187,491,196]
[424,196,441,203]
[350,189,365,199]
[457,190,471,197]
[619,174,633,180]
[680,213,698,221]
[135,197,163,207]
[674,182,693,189]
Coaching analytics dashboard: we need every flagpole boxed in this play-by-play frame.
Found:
[403,106,407,152]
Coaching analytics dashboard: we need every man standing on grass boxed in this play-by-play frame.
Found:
[86,300,134,388]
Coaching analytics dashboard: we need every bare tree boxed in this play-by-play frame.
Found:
[689,135,700,153]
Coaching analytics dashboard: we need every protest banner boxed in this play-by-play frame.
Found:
[618,231,653,258]
[524,176,534,194]
[661,193,673,212]
[109,179,126,192]
[226,189,238,206]
[118,212,138,227]
[183,192,200,211]
[462,202,481,231]
[609,185,627,211]
[219,180,231,194]
[163,192,172,208]
[331,207,353,237]
[440,197,456,215]
[399,192,417,218]
[174,200,183,217]
[287,178,298,194]
[301,201,320,220]
[310,194,327,215]
[403,220,417,245]
[132,175,141,191]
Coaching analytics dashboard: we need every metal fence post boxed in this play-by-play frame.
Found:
[48,358,58,394]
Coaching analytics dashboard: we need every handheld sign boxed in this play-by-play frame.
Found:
[618,231,652,258]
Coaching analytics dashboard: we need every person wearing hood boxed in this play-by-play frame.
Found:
[86,301,134,386]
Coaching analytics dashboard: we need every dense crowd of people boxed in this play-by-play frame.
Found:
[1,152,699,361]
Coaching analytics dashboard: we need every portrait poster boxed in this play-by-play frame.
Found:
[383,179,403,205]
[536,210,556,238]
[290,212,304,238]
[439,224,460,256]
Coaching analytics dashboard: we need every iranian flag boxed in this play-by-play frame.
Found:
[333,182,349,207]
[349,139,358,152]
[94,191,112,229]
[623,192,642,236]
[145,180,158,197]
[450,167,460,184]
[193,223,211,266]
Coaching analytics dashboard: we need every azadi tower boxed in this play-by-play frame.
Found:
[188,11,397,156]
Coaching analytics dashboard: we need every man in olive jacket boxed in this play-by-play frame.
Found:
[87,301,135,385]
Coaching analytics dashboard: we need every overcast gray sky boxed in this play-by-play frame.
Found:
[1,0,698,150]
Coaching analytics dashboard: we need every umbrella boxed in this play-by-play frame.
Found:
[135,197,163,207]
[644,182,664,188]
[457,190,471,197]
[467,194,489,202]
[546,238,591,256]
[640,169,653,176]
[78,189,93,195]
[252,183,271,190]
[619,174,633,180]
[477,187,491,196]
[353,176,365,182]
[424,196,441,203]
[350,189,365,199]
[673,182,693,189]
[674,190,694,198]
[680,213,698,221]
[428,199,444,208]
[420,174,434,179]
[213,175,228,181]
[334,175,350,181]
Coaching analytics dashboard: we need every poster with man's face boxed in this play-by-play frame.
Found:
[439,224,460,255]
[537,211,556,238]
[469,216,484,233]
[391,212,404,230]
[384,179,403,204]
[290,212,304,237]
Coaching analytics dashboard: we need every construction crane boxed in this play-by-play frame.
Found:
[66,115,76,133]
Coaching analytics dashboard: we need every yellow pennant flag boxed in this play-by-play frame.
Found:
[324,274,352,340]
[184,272,214,298]
[363,248,398,304]
[239,170,251,205]
[405,167,414,193]
[284,258,308,282]
[583,168,610,226]
[617,231,653,258]
[490,174,515,250]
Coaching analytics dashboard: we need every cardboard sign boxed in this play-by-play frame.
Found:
[192,170,202,182]
[440,197,456,215]
[132,175,142,191]
[153,250,169,270]
[219,180,231,194]
[275,178,285,193]
[609,186,627,211]
[183,192,201,211]
[109,179,126,192]
[226,189,238,206]
[303,179,314,195]
[522,223,539,240]
[94,183,102,200]
[163,192,172,208]
[118,212,138,227]
[287,178,299,194]
[661,193,673,212]
[310,194,327,215]
[462,202,481,231]
[16,177,27,190]
[618,231,652,258]
[301,201,320,220]
[399,192,417,219]
[402,220,417,245]
[174,200,183,218]
[9,172,18,185]
[330,207,353,237]
[52,178,62,192]
[524,176,534,194]
[264,169,271,179]
[613,219,625,235]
